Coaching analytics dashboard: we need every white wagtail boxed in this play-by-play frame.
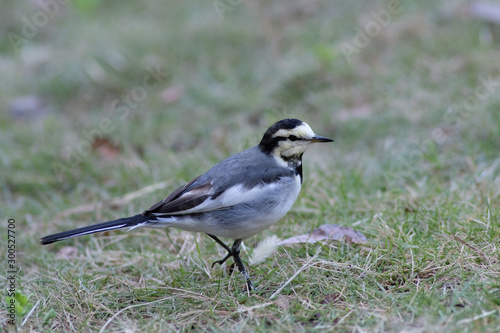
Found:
[41,119,333,290]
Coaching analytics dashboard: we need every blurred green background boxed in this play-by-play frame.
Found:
[1,0,499,331]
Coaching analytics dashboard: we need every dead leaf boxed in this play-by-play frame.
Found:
[274,295,291,311]
[92,137,120,160]
[320,292,342,305]
[160,85,184,104]
[56,246,78,259]
[470,2,500,25]
[277,224,367,246]
[9,95,52,120]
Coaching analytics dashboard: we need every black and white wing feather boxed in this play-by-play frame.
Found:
[143,146,298,217]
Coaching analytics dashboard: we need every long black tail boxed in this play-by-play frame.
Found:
[40,214,150,245]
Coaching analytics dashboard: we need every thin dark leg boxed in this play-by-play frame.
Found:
[230,239,254,291]
[206,235,255,291]
[207,234,231,252]
[207,234,233,267]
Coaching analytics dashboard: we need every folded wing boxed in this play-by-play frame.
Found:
[143,176,279,217]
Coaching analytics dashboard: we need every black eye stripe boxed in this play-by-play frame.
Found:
[274,135,302,142]
[273,135,305,142]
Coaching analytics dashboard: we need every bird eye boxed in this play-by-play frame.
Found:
[288,135,299,141]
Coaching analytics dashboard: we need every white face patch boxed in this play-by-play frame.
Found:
[271,122,317,160]
[272,123,316,140]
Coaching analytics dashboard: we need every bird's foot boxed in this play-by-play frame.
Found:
[211,252,233,268]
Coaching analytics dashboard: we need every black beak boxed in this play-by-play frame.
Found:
[310,135,334,143]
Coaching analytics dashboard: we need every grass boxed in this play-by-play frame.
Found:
[1,0,500,331]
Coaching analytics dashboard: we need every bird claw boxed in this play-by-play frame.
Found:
[211,259,225,268]
[207,236,258,292]
[211,252,233,268]
[246,278,256,291]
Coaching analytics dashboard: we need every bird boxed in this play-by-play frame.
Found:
[41,118,333,290]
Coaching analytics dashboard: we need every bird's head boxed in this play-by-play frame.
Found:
[259,119,333,165]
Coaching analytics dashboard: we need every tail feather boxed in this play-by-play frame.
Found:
[40,214,150,245]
